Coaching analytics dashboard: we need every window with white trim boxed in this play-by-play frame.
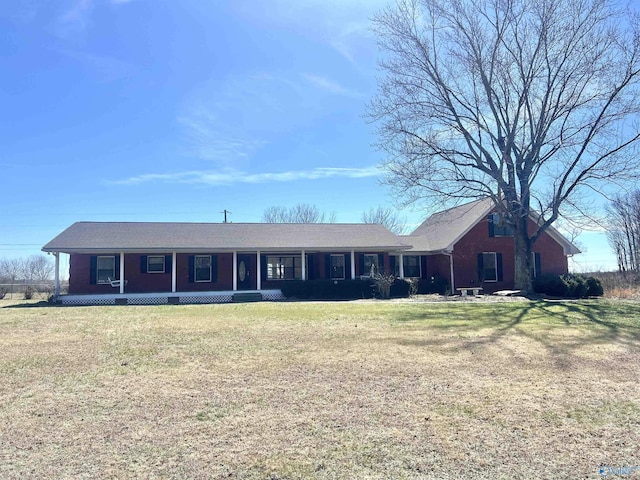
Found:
[195,255,212,282]
[267,255,307,280]
[330,254,345,280]
[403,255,421,278]
[147,255,165,273]
[97,256,116,284]
[482,252,498,282]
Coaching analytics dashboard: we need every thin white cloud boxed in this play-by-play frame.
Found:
[234,0,386,67]
[111,166,381,186]
[54,0,132,38]
[302,73,363,98]
[55,0,94,37]
[178,71,343,165]
[177,106,268,166]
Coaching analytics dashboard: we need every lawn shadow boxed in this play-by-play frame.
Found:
[389,300,640,368]
[1,301,54,309]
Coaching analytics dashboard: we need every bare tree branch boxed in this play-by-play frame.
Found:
[368,0,640,290]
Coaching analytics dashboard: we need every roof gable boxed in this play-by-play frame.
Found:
[409,198,495,252]
[408,198,580,255]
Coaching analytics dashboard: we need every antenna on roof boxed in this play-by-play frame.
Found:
[221,209,232,223]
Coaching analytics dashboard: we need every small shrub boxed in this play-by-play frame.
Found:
[564,275,588,298]
[280,279,374,300]
[533,273,604,298]
[417,276,449,295]
[23,286,34,300]
[406,278,419,297]
[534,274,568,296]
[390,278,412,298]
[371,272,395,299]
[586,276,604,297]
[0,287,7,300]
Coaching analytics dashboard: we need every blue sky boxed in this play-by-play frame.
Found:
[0,0,617,273]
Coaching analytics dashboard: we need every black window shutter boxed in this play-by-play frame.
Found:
[477,253,484,282]
[188,255,194,283]
[358,254,365,276]
[325,254,331,279]
[260,255,267,281]
[140,255,148,274]
[421,256,427,279]
[90,256,97,284]
[534,252,541,279]
[378,254,385,273]
[165,255,172,274]
[211,255,218,282]
[115,255,120,280]
[344,253,351,279]
[389,256,396,275]
[307,254,314,279]
[488,214,495,237]
[497,253,504,281]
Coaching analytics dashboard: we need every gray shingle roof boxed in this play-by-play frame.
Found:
[42,222,411,254]
[407,198,580,255]
[407,198,495,252]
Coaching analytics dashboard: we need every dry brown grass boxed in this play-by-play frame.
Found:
[1,299,639,479]
[589,271,640,299]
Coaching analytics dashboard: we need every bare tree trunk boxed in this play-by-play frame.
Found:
[514,221,533,292]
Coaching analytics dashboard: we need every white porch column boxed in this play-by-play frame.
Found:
[171,252,177,293]
[301,249,306,281]
[350,250,356,279]
[256,250,261,290]
[399,253,405,279]
[54,252,60,297]
[232,251,238,291]
[119,252,125,294]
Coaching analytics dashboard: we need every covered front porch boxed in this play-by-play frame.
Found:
[50,249,417,299]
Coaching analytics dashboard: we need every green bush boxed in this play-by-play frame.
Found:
[390,279,412,298]
[566,275,588,298]
[280,278,416,300]
[533,274,604,298]
[586,276,604,297]
[280,279,375,300]
[417,276,449,295]
[533,274,568,296]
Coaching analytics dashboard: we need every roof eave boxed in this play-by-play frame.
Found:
[43,245,413,254]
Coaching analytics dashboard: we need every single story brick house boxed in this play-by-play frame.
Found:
[42,198,579,304]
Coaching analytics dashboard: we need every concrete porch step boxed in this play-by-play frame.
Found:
[232,292,263,303]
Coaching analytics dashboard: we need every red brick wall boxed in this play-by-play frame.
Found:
[451,214,569,292]
[69,253,235,294]
[68,254,119,295]
[424,254,451,281]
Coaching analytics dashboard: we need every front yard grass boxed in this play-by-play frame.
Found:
[1,299,639,479]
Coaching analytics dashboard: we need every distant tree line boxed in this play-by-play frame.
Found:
[607,190,640,274]
[262,203,407,234]
[0,255,54,299]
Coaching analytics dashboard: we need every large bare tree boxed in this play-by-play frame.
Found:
[368,0,640,290]
[361,206,407,234]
